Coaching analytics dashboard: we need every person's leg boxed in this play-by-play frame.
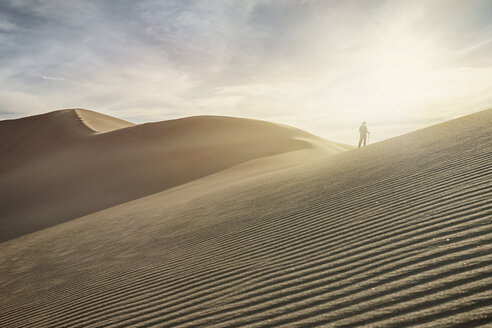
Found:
[358,135,363,148]
[363,135,367,147]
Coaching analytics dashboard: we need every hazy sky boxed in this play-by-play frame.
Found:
[1,0,492,143]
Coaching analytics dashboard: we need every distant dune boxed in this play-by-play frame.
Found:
[0,108,491,327]
[0,109,350,242]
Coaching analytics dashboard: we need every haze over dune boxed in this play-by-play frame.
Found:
[0,109,349,242]
[0,108,491,327]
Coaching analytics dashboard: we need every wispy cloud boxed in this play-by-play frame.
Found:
[0,0,491,143]
[41,75,64,81]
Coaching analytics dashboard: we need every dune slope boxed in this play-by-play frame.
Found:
[0,110,348,242]
[75,109,135,133]
[0,109,491,327]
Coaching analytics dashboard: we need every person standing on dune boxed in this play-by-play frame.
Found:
[358,121,370,148]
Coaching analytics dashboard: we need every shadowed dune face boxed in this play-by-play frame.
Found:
[0,109,490,327]
[0,110,350,242]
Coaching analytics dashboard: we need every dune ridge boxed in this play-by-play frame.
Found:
[0,108,490,327]
[74,109,135,133]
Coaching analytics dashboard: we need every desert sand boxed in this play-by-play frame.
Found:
[0,109,347,242]
[0,108,491,327]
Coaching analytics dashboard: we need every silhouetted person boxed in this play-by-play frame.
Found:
[358,121,369,148]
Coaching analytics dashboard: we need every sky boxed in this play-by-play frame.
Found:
[1,0,492,144]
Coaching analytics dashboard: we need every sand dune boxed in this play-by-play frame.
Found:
[0,108,491,327]
[0,109,349,242]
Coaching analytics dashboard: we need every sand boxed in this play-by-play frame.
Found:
[0,109,349,242]
[74,109,135,133]
[0,108,491,327]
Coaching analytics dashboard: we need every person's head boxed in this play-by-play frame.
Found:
[362,121,367,125]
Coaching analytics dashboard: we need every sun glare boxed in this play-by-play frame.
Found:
[329,29,443,124]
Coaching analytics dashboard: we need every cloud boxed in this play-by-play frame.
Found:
[0,0,491,143]
[41,75,64,81]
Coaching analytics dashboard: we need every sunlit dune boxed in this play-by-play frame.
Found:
[75,108,135,133]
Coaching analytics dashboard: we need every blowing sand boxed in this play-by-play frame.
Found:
[0,108,491,327]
